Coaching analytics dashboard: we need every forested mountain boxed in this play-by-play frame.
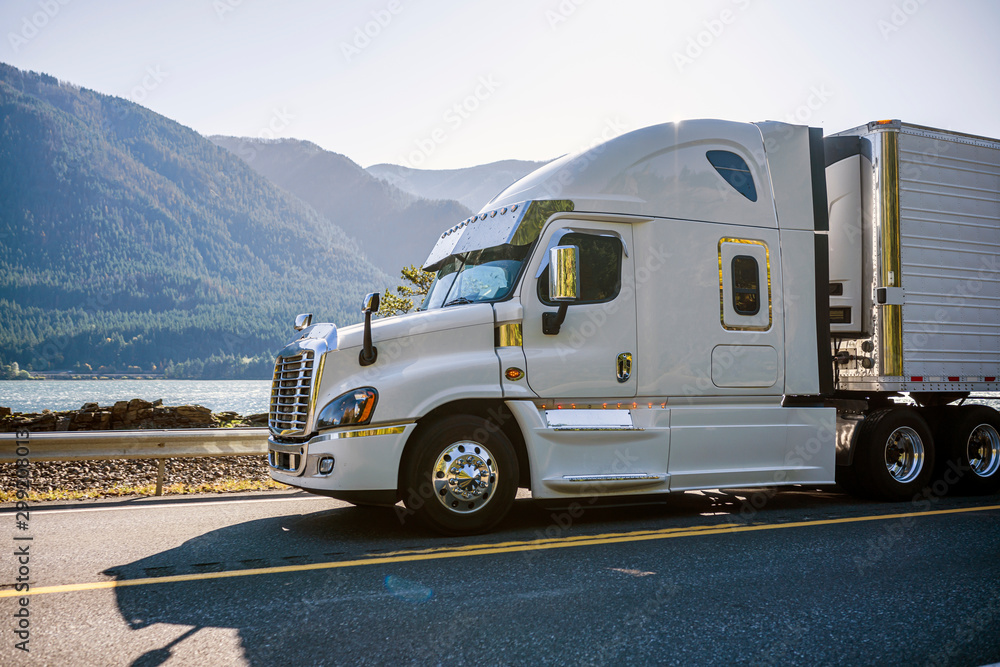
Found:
[0,63,389,377]
[366,159,547,211]
[209,136,472,274]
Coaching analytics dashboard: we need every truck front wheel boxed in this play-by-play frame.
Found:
[942,405,1000,495]
[855,407,934,501]
[402,415,519,535]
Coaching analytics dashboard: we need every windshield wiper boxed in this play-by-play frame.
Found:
[443,297,475,307]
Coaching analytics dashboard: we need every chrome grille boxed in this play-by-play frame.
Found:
[269,351,315,435]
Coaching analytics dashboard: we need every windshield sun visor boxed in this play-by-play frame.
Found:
[422,200,575,271]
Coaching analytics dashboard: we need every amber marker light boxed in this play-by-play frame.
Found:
[505,367,524,381]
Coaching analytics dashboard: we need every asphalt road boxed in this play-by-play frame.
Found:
[2,487,999,666]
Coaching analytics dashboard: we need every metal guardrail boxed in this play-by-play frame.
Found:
[0,428,269,495]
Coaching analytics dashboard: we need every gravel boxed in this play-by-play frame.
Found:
[1,455,274,496]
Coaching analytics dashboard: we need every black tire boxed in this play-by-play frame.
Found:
[854,407,934,501]
[834,465,862,496]
[939,405,1000,495]
[401,415,518,535]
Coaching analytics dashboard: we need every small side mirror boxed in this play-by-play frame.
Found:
[294,313,313,331]
[548,245,580,302]
[360,293,380,366]
[363,292,380,314]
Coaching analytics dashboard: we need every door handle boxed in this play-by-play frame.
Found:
[616,352,632,383]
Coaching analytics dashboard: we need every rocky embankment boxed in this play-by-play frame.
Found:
[0,398,268,432]
[1,400,277,498]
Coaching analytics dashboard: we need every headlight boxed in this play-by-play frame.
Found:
[316,387,378,431]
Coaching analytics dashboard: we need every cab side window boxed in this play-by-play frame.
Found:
[538,233,622,305]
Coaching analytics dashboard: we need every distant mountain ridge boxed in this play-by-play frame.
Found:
[366,159,548,211]
[209,136,473,274]
[0,62,546,378]
[0,63,388,376]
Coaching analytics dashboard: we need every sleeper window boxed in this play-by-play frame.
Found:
[731,255,760,315]
[707,150,758,202]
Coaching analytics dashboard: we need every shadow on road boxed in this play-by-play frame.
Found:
[102,486,887,665]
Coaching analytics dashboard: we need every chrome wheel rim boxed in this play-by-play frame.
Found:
[967,424,1000,478]
[884,426,924,483]
[432,441,497,514]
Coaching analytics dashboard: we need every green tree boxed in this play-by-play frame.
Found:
[380,264,435,317]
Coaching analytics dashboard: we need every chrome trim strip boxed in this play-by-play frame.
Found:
[878,130,904,376]
[534,227,631,278]
[561,473,664,482]
[551,426,645,432]
[496,323,523,347]
[718,237,772,332]
[322,425,409,440]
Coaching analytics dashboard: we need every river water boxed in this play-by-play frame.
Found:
[0,380,272,415]
[1,380,996,416]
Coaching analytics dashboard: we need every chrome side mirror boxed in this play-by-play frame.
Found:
[543,245,579,335]
[294,313,313,331]
[548,245,580,301]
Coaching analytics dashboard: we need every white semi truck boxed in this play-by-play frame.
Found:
[267,119,1000,534]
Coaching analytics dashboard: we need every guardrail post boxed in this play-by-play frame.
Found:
[156,459,165,496]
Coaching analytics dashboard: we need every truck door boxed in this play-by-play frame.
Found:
[520,220,637,398]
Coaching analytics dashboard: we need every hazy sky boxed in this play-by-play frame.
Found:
[2,0,998,169]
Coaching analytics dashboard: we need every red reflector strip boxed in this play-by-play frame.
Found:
[987,377,997,382]
[948,377,960,382]
[911,376,923,382]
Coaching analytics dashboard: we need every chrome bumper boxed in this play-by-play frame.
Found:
[267,423,415,491]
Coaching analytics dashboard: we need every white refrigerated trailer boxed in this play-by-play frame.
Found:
[267,119,1000,534]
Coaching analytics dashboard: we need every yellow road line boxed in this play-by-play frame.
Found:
[4,504,997,598]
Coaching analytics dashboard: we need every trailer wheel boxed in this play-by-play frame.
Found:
[855,407,934,501]
[941,406,1000,495]
[402,415,518,535]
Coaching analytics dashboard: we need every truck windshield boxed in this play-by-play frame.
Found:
[422,243,532,309]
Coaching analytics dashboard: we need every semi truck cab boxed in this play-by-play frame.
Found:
[268,119,1000,534]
